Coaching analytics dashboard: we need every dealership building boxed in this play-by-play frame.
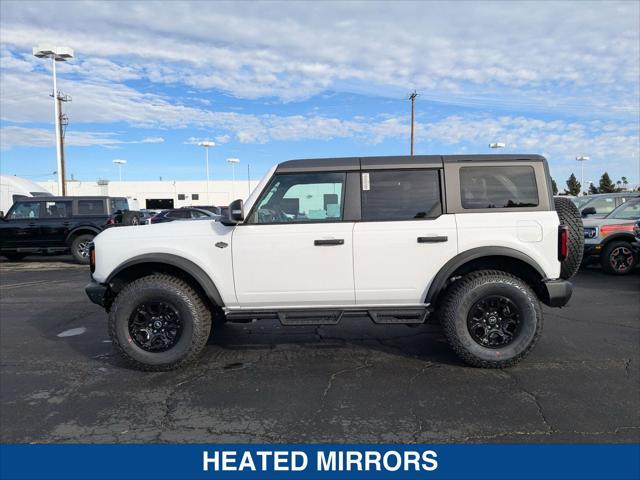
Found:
[36,179,260,210]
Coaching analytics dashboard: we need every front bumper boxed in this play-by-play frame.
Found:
[85,279,108,307]
[541,279,572,308]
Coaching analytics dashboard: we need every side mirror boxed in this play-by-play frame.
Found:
[582,207,596,217]
[227,199,244,224]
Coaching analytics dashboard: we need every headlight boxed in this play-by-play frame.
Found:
[584,227,598,239]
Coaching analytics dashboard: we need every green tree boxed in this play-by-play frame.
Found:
[621,176,628,190]
[551,178,558,195]
[566,173,581,196]
[598,172,616,193]
[588,182,599,194]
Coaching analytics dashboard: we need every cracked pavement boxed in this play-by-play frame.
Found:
[1,257,638,443]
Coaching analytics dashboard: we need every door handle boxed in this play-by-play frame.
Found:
[417,236,448,243]
[314,239,344,246]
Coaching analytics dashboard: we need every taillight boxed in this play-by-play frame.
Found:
[558,225,569,261]
[600,224,634,237]
[89,244,96,274]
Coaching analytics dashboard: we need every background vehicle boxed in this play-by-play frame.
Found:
[583,197,640,274]
[87,154,581,371]
[573,193,639,219]
[0,175,53,214]
[147,207,220,224]
[0,196,136,264]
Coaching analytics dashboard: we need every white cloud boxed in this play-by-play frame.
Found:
[0,1,637,110]
[0,126,164,150]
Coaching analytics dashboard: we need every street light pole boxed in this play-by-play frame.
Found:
[33,45,73,196]
[198,141,215,204]
[576,156,590,195]
[113,159,127,181]
[227,158,240,200]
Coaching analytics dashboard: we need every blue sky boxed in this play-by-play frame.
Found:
[1,1,638,188]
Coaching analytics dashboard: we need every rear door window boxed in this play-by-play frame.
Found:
[77,200,106,215]
[361,169,442,221]
[44,201,71,218]
[460,166,538,209]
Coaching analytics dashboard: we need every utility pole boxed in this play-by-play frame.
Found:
[56,92,71,195]
[409,90,418,158]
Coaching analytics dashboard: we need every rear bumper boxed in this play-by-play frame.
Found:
[541,279,572,308]
[85,279,108,307]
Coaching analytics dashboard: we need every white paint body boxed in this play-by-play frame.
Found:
[92,166,562,310]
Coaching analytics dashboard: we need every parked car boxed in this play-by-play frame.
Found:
[87,154,582,371]
[147,207,220,224]
[583,197,640,274]
[573,192,639,219]
[0,196,137,264]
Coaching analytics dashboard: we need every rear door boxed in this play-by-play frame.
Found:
[39,200,72,246]
[353,166,458,305]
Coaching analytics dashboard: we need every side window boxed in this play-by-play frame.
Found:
[190,210,208,219]
[110,198,129,212]
[361,169,442,221]
[44,201,71,218]
[586,197,617,214]
[460,166,538,209]
[8,202,41,219]
[249,172,346,224]
[611,201,640,220]
[77,200,106,215]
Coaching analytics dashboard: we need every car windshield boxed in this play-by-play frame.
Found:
[608,200,640,220]
[571,197,590,208]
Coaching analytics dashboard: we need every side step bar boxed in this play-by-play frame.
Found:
[225,307,430,326]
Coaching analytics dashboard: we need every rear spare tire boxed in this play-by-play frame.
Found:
[554,197,583,279]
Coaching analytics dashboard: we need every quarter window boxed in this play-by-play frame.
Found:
[460,166,539,209]
[77,200,105,215]
[249,172,345,224]
[361,169,442,221]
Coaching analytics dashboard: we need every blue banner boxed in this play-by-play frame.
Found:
[1,444,638,480]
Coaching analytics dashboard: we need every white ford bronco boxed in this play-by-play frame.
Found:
[86,155,583,371]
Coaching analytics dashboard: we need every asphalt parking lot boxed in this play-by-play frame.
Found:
[1,257,638,444]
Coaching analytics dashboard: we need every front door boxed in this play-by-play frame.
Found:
[353,168,458,305]
[0,201,43,249]
[232,171,355,308]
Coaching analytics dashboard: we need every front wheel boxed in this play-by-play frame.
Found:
[439,270,542,368]
[601,241,637,275]
[70,234,95,264]
[108,274,212,371]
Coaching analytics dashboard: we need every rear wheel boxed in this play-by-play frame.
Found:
[554,197,584,279]
[3,252,27,261]
[601,241,637,275]
[108,274,211,371]
[70,234,94,264]
[439,270,542,368]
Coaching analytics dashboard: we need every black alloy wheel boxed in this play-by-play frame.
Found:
[128,300,182,352]
[467,295,521,348]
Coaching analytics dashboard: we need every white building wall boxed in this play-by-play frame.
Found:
[37,179,260,209]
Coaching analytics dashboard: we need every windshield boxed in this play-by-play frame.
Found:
[608,200,640,220]
[571,197,590,208]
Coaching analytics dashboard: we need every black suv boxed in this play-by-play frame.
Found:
[0,196,136,264]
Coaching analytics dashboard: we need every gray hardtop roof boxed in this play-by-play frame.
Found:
[275,154,546,173]
[15,196,126,201]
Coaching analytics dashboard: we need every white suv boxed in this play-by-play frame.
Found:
[86,155,582,371]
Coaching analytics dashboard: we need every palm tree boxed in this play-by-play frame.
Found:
[621,176,628,190]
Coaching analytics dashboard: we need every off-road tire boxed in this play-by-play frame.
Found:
[3,252,27,261]
[109,274,212,371]
[554,197,584,280]
[601,240,637,275]
[439,270,543,368]
[70,234,95,264]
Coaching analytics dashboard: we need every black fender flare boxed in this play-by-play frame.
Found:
[425,246,547,304]
[65,226,101,244]
[106,253,225,307]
